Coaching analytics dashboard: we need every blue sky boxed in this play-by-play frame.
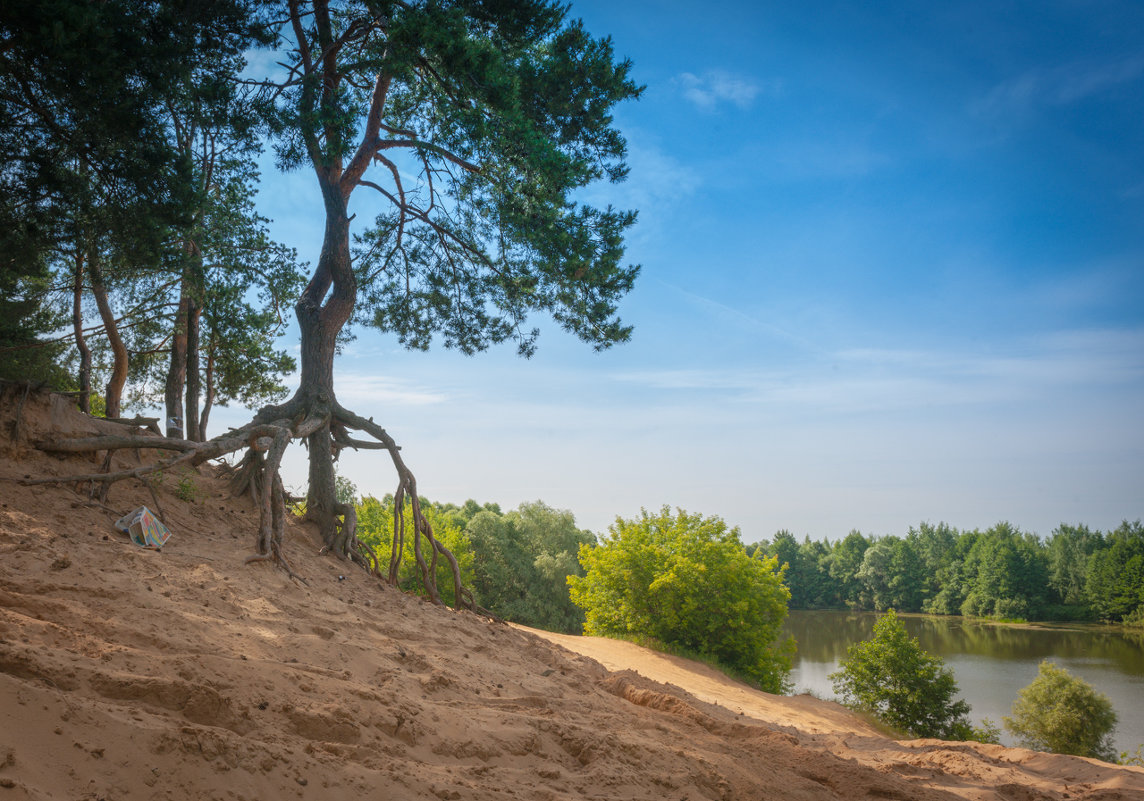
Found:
[227,0,1144,542]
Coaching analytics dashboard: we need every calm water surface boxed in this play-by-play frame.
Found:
[783,609,1144,754]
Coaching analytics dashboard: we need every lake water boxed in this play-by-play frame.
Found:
[782,609,1144,755]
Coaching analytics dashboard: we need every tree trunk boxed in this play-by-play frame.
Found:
[294,186,357,552]
[165,290,188,437]
[199,343,215,440]
[185,298,202,441]
[72,252,92,415]
[88,253,127,419]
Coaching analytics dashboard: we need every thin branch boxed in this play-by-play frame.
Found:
[374,138,481,173]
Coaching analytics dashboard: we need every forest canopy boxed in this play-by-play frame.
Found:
[750,520,1144,625]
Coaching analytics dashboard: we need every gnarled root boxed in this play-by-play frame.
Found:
[330,402,481,612]
[18,390,479,610]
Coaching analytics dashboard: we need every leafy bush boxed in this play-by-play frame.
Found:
[467,501,595,634]
[567,506,793,693]
[175,470,200,503]
[830,610,973,739]
[1004,661,1118,761]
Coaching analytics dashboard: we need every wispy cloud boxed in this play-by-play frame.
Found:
[333,373,448,406]
[971,56,1144,118]
[609,328,1144,416]
[620,141,701,209]
[576,138,700,240]
[677,70,780,111]
[660,282,822,352]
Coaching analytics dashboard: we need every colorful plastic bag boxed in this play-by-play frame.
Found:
[114,506,173,550]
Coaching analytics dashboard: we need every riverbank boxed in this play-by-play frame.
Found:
[784,609,1144,756]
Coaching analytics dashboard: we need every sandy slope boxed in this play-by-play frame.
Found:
[1,386,1142,801]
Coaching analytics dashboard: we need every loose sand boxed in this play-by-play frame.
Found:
[2,385,1142,800]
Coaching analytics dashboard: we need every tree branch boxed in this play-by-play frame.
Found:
[340,72,392,199]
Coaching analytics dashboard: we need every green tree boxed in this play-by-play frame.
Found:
[959,522,1048,620]
[796,537,835,608]
[15,1,642,608]
[828,530,870,609]
[1004,661,1118,761]
[886,535,926,612]
[467,501,594,633]
[765,531,835,610]
[916,522,966,615]
[830,610,973,739]
[856,538,895,611]
[246,0,642,574]
[1087,521,1144,623]
[355,494,474,608]
[0,267,70,386]
[568,507,793,693]
[765,530,805,607]
[1,0,266,407]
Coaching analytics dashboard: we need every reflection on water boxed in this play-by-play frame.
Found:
[783,610,1144,754]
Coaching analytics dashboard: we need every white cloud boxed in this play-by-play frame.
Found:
[575,137,700,242]
[608,327,1144,417]
[677,70,779,111]
[332,373,448,406]
[971,56,1144,118]
[619,140,701,209]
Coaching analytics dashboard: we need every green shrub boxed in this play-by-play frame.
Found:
[176,471,200,503]
[830,610,973,739]
[568,506,793,693]
[1004,661,1118,761]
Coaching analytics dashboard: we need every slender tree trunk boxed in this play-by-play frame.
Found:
[185,298,202,441]
[199,343,215,440]
[88,252,127,419]
[165,289,188,437]
[72,252,92,415]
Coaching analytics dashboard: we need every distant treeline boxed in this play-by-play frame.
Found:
[349,484,1143,630]
[746,521,1144,624]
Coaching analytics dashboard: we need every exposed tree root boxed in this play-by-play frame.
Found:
[16,389,481,611]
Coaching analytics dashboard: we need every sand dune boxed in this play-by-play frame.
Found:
[2,386,1142,800]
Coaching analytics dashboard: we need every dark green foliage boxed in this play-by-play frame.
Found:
[0,0,294,417]
[0,0,262,267]
[853,537,927,613]
[828,530,870,609]
[0,266,70,385]
[1087,521,1144,623]
[917,522,971,616]
[1048,524,1103,606]
[353,495,587,625]
[757,531,833,609]
[830,610,974,740]
[568,507,793,692]
[959,522,1049,620]
[355,495,474,608]
[0,0,187,268]
[291,0,645,356]
[467,501,595,633]
[1004,661,1118,761]
[771,519,1142,625]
